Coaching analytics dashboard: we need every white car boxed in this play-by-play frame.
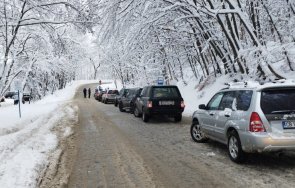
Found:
[101,89,119,104]
[0,97,15,107]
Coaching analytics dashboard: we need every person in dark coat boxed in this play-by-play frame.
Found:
[83,88,87,98]
[88,88,91,98]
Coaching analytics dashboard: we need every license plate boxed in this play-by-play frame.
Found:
[159,101,174,105]
[282,121,295,129]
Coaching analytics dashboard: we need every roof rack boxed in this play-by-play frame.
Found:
[225,79,295,89]
[224,81,250,89]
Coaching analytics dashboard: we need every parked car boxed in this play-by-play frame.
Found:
[114,88,129,107]
[190,81,295,163]
[4,91,19,105]
[134,85,185,122]
[22,93,31,104]
[93,88,99,98]
[102,89,119,104]
[118,88,142,112]
[0,97,14,107]
[95,90,105,101]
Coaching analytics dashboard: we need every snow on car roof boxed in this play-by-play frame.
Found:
[225,79,295,90]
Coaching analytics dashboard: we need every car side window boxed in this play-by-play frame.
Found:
[218,91,235,110]
[236,90,253,111]
[207,92,224,110]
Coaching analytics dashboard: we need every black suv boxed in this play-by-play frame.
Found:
[134,85,185,122]
[118,88,142,112]
[114,88,129,107]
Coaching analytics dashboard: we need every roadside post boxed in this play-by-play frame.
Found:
[18,90,21,118]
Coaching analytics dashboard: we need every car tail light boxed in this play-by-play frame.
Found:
[147,101,152,108]
[181,101,185,108]
[249,112,265,132]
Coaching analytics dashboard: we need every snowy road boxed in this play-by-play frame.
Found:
[43,84,295,188]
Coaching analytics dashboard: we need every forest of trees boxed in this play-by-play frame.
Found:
[0,0,294,99]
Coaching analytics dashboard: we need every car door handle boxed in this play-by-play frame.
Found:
[224,114,230,117]
[209,112,215,116]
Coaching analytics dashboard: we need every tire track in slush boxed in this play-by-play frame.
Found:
[68,85,157,188]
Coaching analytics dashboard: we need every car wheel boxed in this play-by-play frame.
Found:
[142,110,149,122]
[190,121,208,143]
[114,101,118,107]
[105,99,108,104]
[133,106,141,117]
[174,114,182,122]
[119,102,125,112]
[228,130,246,163]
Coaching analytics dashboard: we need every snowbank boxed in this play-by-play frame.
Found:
[0,80,100,188]
[178,75,229,116]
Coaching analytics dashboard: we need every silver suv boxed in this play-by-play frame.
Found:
[190,80,295,163]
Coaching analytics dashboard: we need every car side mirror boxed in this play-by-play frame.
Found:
[0,98,4,102]
[199,104,207,110]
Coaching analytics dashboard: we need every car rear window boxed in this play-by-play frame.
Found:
[108,90,119,94]
[152,87,180,98]
[261,88,295,114]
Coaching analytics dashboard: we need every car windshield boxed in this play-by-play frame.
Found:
[152,87,180,98]
[261,88,295,114]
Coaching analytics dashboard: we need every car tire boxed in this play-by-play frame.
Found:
[174,114,182,122]
[133,106,141,117]
[119,102,125,112]
[227,130,246,163]
[114,101,118,107]
[190,121,208,143]
[105,99,108,104]
[142,110,149,122]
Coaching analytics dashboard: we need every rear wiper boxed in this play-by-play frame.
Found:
[271,110,295,114]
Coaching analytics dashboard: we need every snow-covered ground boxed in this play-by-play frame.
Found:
[0,80,103,188]
[1,76,294,187]
[1,78,197,187]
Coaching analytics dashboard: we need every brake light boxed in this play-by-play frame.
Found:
[181,101,185,108]
[249,112,265,132]
[147,101,152,108]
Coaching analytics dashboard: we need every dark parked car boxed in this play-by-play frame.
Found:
[118,88,142,112]
[22,93,31,104]
[114,88,129,107]
[4,91,17,98]
[134,85,185,122]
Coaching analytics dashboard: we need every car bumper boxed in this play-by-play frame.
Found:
[106,98,115,102]
[146,108,184,116]
[239,131,295,153]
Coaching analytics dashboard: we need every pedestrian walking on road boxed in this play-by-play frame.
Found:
[88,88,91,98]
[83,88,87,98]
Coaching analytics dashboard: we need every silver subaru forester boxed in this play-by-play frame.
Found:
[190,81,295,163]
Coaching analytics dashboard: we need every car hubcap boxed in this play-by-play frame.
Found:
[192,124,203,140]
[229,136,238,159]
